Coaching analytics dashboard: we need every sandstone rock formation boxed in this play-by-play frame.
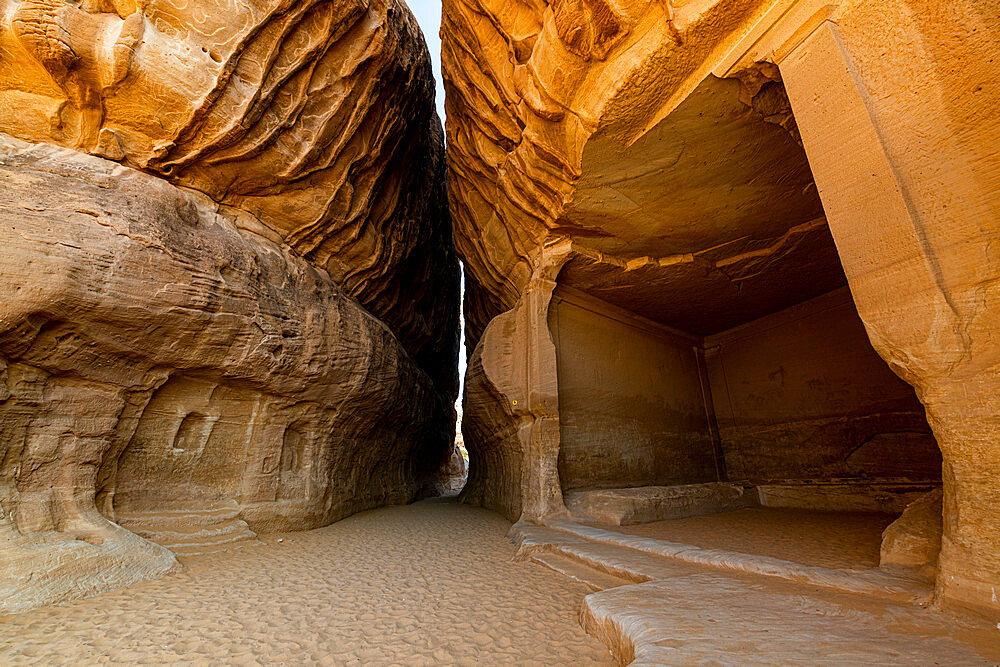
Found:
[444,0,1000,618]
[438,445,468,495]
[564,483,756,526]
[0,0,458,387]
[880,488,943,581]
[1,0,458,614]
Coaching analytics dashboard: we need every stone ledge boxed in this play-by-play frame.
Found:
[564,483,757,526]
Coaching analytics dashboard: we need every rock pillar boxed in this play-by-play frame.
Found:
[775,1,1000,617]
[460,240,572,522]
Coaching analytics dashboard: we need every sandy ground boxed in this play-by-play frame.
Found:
[604,507,896,569]
[0,498,613,665]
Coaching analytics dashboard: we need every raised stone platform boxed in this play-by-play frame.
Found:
[514,519,930,603]
[580,578,995,665]
[512,517,997,664]
[564,483,756,526]
[756,482,940,513]
[566,482,941,528]
[115,488,263,557]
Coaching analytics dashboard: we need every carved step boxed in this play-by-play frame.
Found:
[529,552,634,592]
[117,508,262,557]
[117,505,241,526]
[512,520,931,604]
[513,522,682,585]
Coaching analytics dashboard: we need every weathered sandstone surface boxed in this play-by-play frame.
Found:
[1,0,458,614]
[880,488,943,581]
[565,483,756,526]
[0,0,458,387]
[444,0,1000,618]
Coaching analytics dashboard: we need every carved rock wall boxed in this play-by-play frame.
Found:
[0,137,454,613]
[703,288,940,484]
[550,287,717,492]
[774,0,1000,617]
[1,0,458,615]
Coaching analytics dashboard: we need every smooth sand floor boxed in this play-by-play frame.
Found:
[0,498,613,665]
[604,507,897,569]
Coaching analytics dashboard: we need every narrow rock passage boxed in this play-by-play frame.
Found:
[0,499,612,665]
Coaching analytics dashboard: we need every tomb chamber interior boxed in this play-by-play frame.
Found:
[464,74,941,516]
[443,0,999,622]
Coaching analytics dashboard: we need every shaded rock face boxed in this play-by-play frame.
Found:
[445,0,999,617]
[1,0,457,614]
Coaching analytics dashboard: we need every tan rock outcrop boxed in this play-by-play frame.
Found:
[1,0,457,614]
[0,136,454,614]
[444,0,1000,617]
[438,445,468,495]
[881,488,943,581]
[565,483,755,526]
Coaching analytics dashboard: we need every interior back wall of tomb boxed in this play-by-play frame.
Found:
[550,288,718,492]
[704,288,940,484]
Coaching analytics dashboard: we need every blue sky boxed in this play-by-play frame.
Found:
[405,1,446,120]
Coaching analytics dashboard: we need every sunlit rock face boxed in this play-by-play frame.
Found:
[0,0,458,614]
[444,0,1000,618]
[0,0,458,384]
[442,0,828,345]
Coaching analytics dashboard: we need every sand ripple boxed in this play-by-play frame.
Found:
[0,498,612,665]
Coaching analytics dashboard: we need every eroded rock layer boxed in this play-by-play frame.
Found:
[0,0,458,390]
[1,0,458,614]
[0,137,454,614]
